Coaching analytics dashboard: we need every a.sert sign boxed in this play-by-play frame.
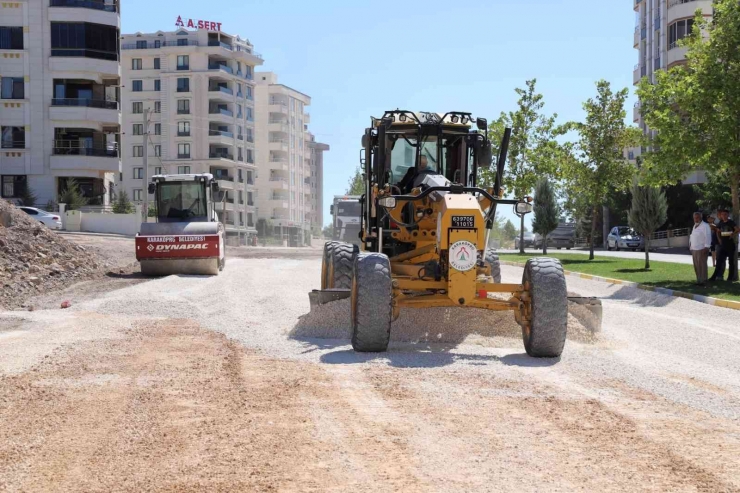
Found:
[175,16,222,31]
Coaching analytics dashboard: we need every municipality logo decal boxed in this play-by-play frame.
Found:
[147,245,154,252]
[449,241,477,272]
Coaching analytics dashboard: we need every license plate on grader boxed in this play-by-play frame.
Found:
[310,110,575,358]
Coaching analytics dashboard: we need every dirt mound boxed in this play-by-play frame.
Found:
[0,201,108,310]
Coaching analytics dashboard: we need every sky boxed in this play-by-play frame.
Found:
[122,0,638,230]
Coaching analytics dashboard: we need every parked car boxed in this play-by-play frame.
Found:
[606,226,644,251]
[547,223,576,250]
[18,207,62,230]
[514,232,536,249]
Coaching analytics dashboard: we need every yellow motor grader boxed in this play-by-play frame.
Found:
[313,110,568,357]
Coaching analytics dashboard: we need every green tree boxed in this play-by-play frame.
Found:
[322,224,333,239]
[112,190,135,214]
[58,178,88,211]
[628,180,668,269]
[532,178,560,254]
[480,79,563,253]
[17,181,37,207]
[637,0,740,279]
[694,171,735,214]
[562,80,640,260]
[502,220,518,245]
[346,167,364,195]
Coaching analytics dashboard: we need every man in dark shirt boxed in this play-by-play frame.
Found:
[709,209,739,282]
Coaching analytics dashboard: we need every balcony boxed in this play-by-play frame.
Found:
[50,140,119,172]
[209,63,233,75]
[121,40,200,50]
[50,0,118,11]
[48,57,119,82]
[49,98,120,128]
[633,65,641,85]
[208,40,233,51]
[269,140,288,152]
[666,44,688,68]
[667,0,702,23]
[269,103,288,114]
[634,27,640,47]
[209,152,234,162]
[209,129,234,145]
[269,122,289,133]
[48,0,118,25]
[209,85,233,101]
[633,103,640,123]
[269,177,289,190]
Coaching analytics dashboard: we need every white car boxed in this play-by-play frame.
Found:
[18,206,62,230]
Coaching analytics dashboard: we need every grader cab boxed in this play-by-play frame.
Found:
[314,110,569,357]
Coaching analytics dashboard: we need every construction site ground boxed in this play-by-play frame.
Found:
[1,234,739,492]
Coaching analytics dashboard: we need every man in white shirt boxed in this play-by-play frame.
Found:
[689,212,712,286]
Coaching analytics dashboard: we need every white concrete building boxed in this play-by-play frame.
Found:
[631,0,713,183]
[0,0,121,207]
[254,72,315,245]
[306,132,329,233]
[118,28,263,240]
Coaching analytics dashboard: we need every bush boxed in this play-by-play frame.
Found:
[58,179,88,211]
[17,182,37,207]
[112,190,135,214]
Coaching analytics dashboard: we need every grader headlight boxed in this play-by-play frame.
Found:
[378,197,397,209]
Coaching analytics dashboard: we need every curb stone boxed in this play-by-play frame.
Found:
[500,261,740,312]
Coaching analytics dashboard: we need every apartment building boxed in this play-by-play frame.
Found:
[0,0,121,207]
[306,132,329,233]
[118,27,262,240]
[254,72,314,245]
[631,0,713,183]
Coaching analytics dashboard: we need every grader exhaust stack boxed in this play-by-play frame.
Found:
[135,173,226,276]
[312,110,573,358]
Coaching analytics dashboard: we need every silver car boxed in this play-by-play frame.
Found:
[607,226,644,251]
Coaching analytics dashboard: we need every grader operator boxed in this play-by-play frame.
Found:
[314,110,568,357]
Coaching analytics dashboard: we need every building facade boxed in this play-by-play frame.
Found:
[632,0,713,183]
[1,0,121,207]
[254,72,314,244]
[118,27,262,239]
[306,132,329,233]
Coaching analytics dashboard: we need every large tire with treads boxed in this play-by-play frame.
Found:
[522,257,568,358]
[485,249,502,283]
[329,242,358,289]
[321,241,339,289]
[351,253,392,352]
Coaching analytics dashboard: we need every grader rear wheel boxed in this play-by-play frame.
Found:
[521,257,568,358]
[321,241,339,289]
[485,249,502,283]
[351,253,392,352]
[328,242,358,289]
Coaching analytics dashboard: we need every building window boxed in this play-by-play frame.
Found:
[177,99,190,114]
[238,149,243,161]
[154,166,162,175]
[154,101,161,113]
[132,58,142,70]
[133,167,143,179]
[178,165,191,174]
[133,189,143,201]
[1,127,25,149]
[153,39,161,48]
[237,104,242,119]
[132,102,143,114]
[177,121,190,136]
[132,123,143,135]
[133,145,143,157]
[245,65,253,79]
[246,107,253,122]
[136,40,147,49]
[1,77,24,99]
[154,79,161,91]
[246,149,254,164]
[176,77,189,92]
[154,146,161,157]
[245,86,252,100]
[177,38,188,47]
[238,168,243,182]
[177,55,189,70]
[154,123,161,136]
[132,80,142,92]
[0,27,24,50]
[1,175,25,198]
[246,128,253,143]
[50,22,118,61]
[668,18,694,50]
[177,143,190,158]
[153,57,160,69]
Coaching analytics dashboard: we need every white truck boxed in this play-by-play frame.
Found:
[330,195,362,246]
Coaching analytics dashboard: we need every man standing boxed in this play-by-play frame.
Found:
[689,212,712,286]
[709,208,739,282]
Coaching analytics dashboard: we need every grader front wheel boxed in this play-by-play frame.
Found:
[521,258,568,358]
[351,253,392,352]
[328,242,358,289]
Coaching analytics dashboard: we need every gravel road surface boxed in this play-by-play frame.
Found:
[1,241,739,492]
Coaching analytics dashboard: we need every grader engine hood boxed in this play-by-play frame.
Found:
[436,194,487,305]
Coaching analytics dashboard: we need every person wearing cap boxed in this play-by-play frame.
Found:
[689,212,712,286]
[709,208,739,282]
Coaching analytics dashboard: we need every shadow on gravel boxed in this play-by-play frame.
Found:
[317,348,560,369]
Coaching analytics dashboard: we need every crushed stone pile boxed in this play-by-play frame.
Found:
[0,201,108,309]
[291,298,598,345]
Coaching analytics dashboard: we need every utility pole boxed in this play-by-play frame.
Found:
[142,108,149,222]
